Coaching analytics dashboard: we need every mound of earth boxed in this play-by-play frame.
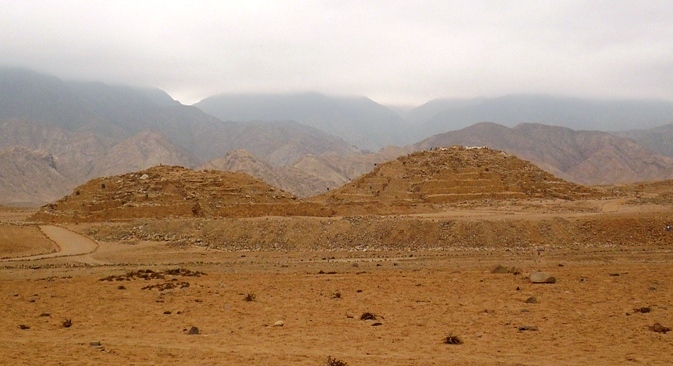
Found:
[30,165,324,223]
[30,148,610,223]
[315,146,602,206]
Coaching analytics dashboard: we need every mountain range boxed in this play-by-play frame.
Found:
[2,67,673,205]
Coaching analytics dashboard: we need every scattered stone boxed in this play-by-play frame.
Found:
[634,307,651,314]
[273,320,284,327]
[89,341,102,347]
[491,265,521,275]
[491,265,510,274]
[62,319,72,328]
[18,324,30,330]
[525,297,538,304]
[371,322,383,326]
[360,312,377,321]
[38,313,51,317]
[142,281,190,291]
[99,268,205,282]
[187,326,200,335]
[609,273,620,277]
[529,272,556,284]
[518,325,539,331]
[650,323,671,334]
[163,311,172,315]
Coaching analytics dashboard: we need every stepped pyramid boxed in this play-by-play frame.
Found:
[318,146,601,204]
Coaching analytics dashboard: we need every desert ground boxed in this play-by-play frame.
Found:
[2,195,673,366]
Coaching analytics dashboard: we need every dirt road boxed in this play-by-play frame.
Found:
[0,225,99,262]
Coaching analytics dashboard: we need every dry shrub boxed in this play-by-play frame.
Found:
[326,356,348,366]
[444,334,463,345]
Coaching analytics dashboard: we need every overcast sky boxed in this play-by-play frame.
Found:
[1,1,672,106]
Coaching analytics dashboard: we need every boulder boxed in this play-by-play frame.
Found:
[529,272,556,284]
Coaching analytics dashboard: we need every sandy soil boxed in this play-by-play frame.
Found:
[2,204,673,365]
[0,225,57,259]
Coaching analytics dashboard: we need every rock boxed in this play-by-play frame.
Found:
[491,265,510,274]
[187,326,200,335]
[529,272,556,284]
[525,297,538,304]
[518,325,539,331]
[650,323,671,333]
[360,312,377,320]
[273,320,284,327]
[89,341,102,347]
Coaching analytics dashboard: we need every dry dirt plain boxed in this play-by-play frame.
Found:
[1,201,673,366]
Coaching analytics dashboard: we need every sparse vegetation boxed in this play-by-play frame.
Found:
[326,356,348,366]
[444,334,463,345]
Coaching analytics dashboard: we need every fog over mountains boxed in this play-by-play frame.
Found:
[2,68,673,205]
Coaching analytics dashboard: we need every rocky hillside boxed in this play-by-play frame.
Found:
[200,150,334,198]
[407,95,673,142]
[0,69,360,205]
[194,92,409,151]
[0,147,72,206]
[614,124,673,159]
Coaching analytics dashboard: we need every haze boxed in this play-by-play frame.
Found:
[1,1,672,106]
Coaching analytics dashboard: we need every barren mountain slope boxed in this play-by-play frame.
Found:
[0,148,73,206]
[221,120,360,166]
[411,95,673,140]
[194,92,409,150]
[90,130,199,178]
[614,123,673,158]
[200,149,334,198]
